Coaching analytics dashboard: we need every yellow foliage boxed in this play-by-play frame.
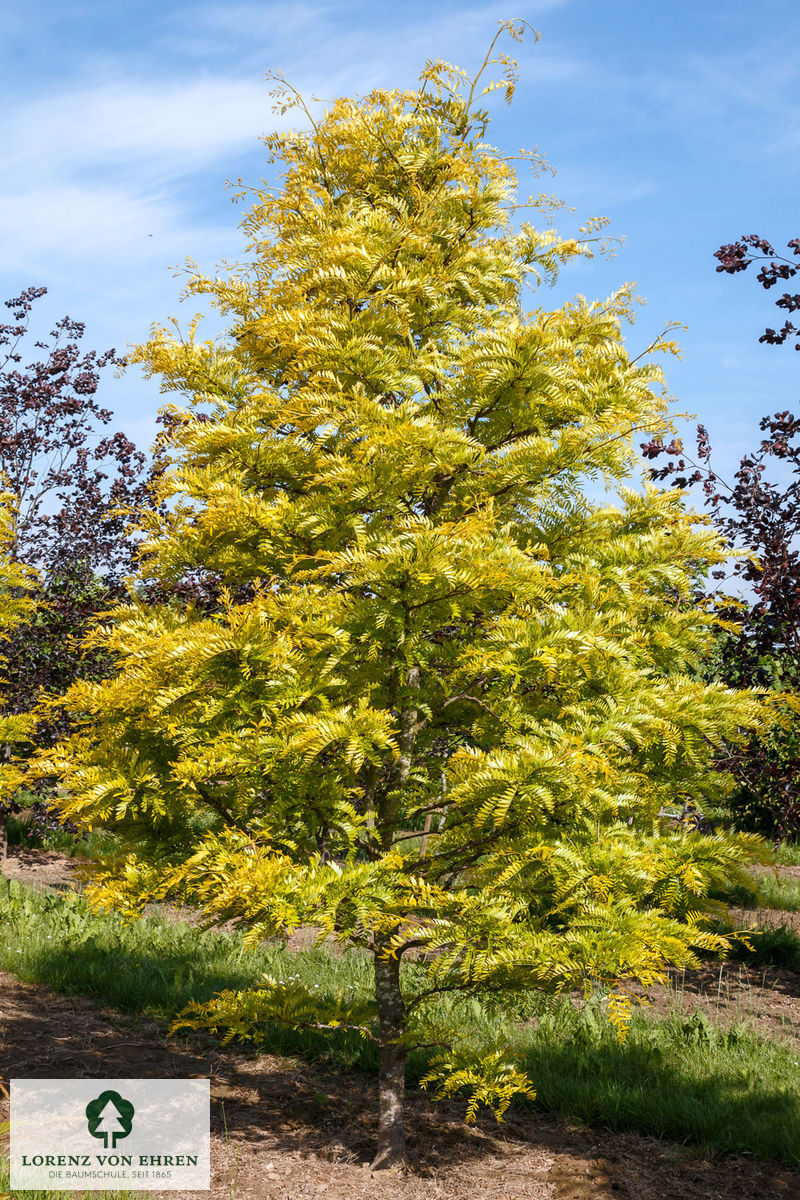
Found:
[0,496,37,796]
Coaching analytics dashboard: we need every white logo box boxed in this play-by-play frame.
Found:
[10,1078,210,1191]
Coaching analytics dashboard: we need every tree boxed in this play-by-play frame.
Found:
[0,287,150,741]
[42,29,769,1167]
[643,414,800,838]
[0,496,36,860]
[714,234,800,350]
[637,231,800,837]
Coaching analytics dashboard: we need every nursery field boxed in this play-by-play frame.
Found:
[2,847,800,1200]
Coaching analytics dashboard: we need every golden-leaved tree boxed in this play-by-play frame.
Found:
[43,27,769,1167]
[0,495,36,860]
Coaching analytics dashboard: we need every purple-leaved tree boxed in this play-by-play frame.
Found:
[714,233,800,350]
[0,287,150,842]
[640,233,800,837]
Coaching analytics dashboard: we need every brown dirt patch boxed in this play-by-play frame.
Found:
[731,904,800,933]
[631,960,800,1045]
[753,863,800,881]
[1,847,86,892]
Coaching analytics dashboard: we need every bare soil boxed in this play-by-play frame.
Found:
[1,847,86,892]
[2,849,800,1200]
[634,959,800,1046]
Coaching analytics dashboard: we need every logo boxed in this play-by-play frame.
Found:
[11,1078,210,1190]
[85,1090,135,1149]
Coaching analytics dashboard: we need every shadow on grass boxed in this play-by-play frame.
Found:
[3,877,800,1168]
[728,923,800,973]
[516,1017,800,1165]
[10,940,800,1167]
[0,877,268,1019]
[3,928,265,1021]
[3,975,800,1194]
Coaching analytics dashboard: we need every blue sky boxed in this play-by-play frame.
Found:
[2,0,798,481]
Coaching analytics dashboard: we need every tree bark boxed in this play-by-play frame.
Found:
[378,661,420,850]
[371,943,408,1169]
[369,656,417,1168]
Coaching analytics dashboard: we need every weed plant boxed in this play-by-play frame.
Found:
[710,865,800,913]
[726,923,800,973]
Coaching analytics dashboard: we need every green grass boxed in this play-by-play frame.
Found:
[752,871,800,912]
[2,878,800,1166]
[713,867,800,913]
[38,826,80,853]
[6,805,126,857]
[52,827,127,861]
[772,841,800,867]
[515,1004,800,1163]
[0,878,371,1033]
[0,1132,137,1200]
[6,811,77,854]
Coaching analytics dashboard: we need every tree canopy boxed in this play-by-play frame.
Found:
[639,228,800,838]
[39,29,769,1167]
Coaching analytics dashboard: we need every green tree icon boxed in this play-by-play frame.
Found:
[85,1090,135,1149]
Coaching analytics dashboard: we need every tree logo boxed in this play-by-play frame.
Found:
[85,1090,135,1149]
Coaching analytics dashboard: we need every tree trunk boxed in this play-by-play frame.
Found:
[370,658,417,1168]
[0,812,7,867]
[371,944,407,1170]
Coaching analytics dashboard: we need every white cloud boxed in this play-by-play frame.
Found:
[2,3,586,277]
[0,181,176,265]
[550,167,659,210]
[644,49,800,162]
[1,72,303,283]
[8,77,280,179]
